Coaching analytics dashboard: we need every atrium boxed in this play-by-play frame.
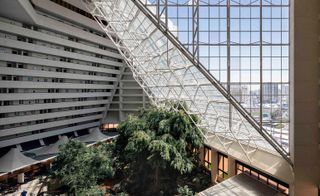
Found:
[0,0,319,195]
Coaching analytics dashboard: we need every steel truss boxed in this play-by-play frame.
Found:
[81,0,292,165]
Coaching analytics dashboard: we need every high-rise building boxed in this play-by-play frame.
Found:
[0,0,319,196]
[230,85,249,104]
[262,83,279,103]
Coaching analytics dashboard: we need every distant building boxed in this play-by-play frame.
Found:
[262,83,279,103]
[230,85,249,104]
[281,84,289,95]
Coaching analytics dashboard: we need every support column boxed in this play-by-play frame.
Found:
[199,147,204,163]
[290,0,320,195]
[228,156,236,178]
[16,144,22,151]
[211,148,218,184]
[17,173,25,184]
[39,139,45,146]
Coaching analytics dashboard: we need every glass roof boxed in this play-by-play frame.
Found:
[81,0,290,165]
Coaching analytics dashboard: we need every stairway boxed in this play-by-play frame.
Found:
[81,0,291,165]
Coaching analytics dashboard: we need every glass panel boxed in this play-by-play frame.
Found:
[85,0,290,165]
[268,179,278,189]
[223,156,228,172]
[243,166,250,175]
[259,175,268,184]
[236,169,242,174]
[218,155,224,170]
[137,0,290,152]
[278,184,289,194]
[251,170,259,179]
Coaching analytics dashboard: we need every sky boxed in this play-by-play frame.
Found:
[145,0,289,89]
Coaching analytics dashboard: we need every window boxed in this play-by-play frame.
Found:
[203,145,212,171]
[2,75,12,80]
[100,123,118,132]
[218,152,228,180]
[17,36,26,42]
[141,0,291,152]
[0,88,7,93]
[7,63,17,68]
[64,47,74,52]
[4,101,12,106]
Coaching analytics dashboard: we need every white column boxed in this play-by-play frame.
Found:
[39,139,45,146]
[16,144,22,151]
[17,173,25,183]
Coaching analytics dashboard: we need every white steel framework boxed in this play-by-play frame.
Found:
[81,0,291,165]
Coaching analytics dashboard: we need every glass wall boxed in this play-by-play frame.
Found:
[143,0,290,151]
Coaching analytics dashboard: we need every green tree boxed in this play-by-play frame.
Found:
[49,140,114,194]
[176,185,194,196]
[115,105,204,195]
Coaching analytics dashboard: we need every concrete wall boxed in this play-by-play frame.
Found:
[290,0,320,195]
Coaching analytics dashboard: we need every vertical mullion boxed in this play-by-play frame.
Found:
[259,0,263,129]
[157,0,160,23]
[227,0,231,131]
[192,0,195,58]
[165,0,168,28]
[192,0,199,60]
[196,1,199,62]
[280,3,283,147]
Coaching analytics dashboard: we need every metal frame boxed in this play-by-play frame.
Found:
[141,0,290,152]
[81,0,292,166]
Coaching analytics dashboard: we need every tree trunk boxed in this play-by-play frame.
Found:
[154,167,159,191]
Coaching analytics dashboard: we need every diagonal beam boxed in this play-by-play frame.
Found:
[130,0,292,166]
[81,0,292,166]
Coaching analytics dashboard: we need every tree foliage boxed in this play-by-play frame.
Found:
[48,104,207,195]
[115,105,204,195]
[176,185,194,196]
[49,140,114,194]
